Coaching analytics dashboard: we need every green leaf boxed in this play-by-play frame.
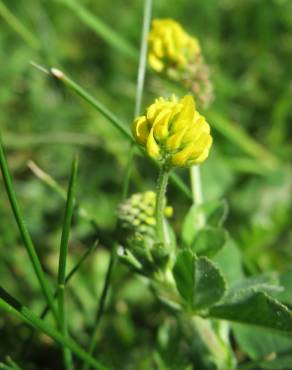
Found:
[213,239,244,285]
[173,251,226,310]
[225,274,283,303]
[190,227,227,258]
[274,268,292,305]
[209,291,292,334]
[233,324,292,369]
[207,200,228,227]
[182,200,228,247]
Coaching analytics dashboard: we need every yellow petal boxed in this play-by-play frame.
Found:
[132,116,149,145]
[182,116,210,144]
[178,95,196,121]
[164,30,176,58]
[188,133,213,162]
[153,109,171,141]
[189,136,213,165]
[189,147,210,165]
[170,143,195,167]
[165,128,187,151]
[153,39,164,58]
[148,53,164,72]
[146,128,161,160]
[146,98,167,123]
[170,96,195,133]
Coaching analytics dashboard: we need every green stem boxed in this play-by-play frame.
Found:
[82,247,117,370]
[155,165,170,245]
[57,157,78,370]
[0,134,59,324]
[190,165,205,228]
[190,165,203,205]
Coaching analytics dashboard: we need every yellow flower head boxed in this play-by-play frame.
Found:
[132,95,212,167]
[148,19,201,73]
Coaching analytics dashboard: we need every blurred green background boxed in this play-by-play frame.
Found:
[0,0,292,369]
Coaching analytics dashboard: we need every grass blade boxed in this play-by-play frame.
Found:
[27,161,108,234]
[82,246,117,370]
[42,241,99,319]
[0,135,59,324]
[22,241,99,357]
[0,287,108,370]
[122,0,152,199]
[57,157,79,370]
[206,109,279,169]
[0,1,40,50]
[56,0,138,61]
[51,68,134,142]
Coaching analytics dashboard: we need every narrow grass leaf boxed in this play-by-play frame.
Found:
[82,246,117,370]
[207,110,278,169]
[22,242,99,354]
[57,157,79,370]
[0,287,108,370]
[0,135,58,323]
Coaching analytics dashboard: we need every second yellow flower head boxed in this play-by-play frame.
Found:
[148,19,200,73]
[132,95,212,167]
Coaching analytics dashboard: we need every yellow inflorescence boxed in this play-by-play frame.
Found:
[148,19,201,73]
[132,95,212,167]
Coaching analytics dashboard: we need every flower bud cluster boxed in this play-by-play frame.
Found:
[118,191,172,238]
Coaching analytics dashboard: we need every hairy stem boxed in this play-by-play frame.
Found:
[155,165,170,245]
[190,165,205,228]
